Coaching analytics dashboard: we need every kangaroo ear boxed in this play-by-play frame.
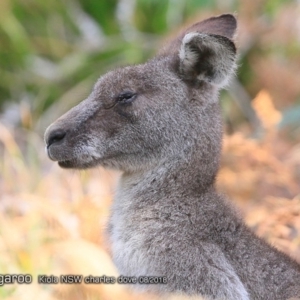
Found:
[160,14,237,56]
[184,14,237,40]
[179,33,236,87]
[160,14,237,87]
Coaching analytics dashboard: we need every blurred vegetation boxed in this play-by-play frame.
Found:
[0,0,300,299]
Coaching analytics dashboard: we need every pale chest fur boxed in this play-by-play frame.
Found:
[109,184,161,277]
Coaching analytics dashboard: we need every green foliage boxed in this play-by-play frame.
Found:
[135,0,169,33]
[264,0,293,17]
[81,0,120,35]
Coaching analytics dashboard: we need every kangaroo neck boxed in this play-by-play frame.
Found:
[119,151,217,203]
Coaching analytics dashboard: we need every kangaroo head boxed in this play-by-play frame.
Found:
[45,14,237,177]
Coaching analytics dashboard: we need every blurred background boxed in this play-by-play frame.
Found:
[0,0,300,299]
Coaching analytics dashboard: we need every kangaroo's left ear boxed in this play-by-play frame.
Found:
[179,32,236,87]
[161,14,237,88]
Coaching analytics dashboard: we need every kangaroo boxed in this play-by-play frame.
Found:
[44,14,300,300]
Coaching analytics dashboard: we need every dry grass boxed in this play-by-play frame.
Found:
[0,90,299,299]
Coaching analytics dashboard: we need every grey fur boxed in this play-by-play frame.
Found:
[44,14,300,300]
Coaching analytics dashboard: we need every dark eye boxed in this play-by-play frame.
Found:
[117,91,137,104]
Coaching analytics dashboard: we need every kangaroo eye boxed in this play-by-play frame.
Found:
[117,91,137,104]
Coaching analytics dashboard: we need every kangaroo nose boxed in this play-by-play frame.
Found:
[46,129,66,147]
